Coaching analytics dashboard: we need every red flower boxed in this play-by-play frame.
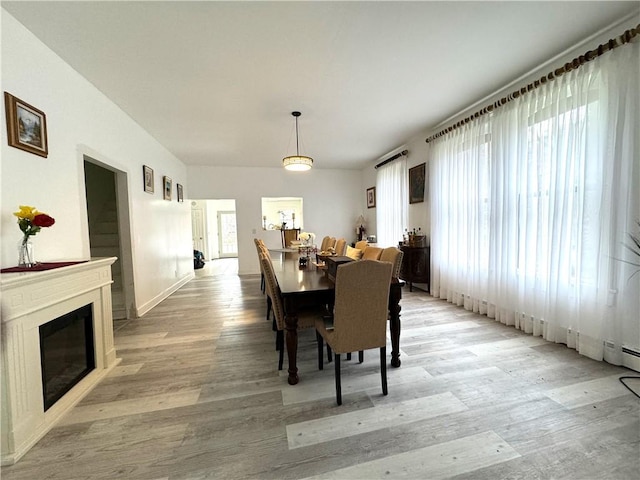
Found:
[32,213,55,228]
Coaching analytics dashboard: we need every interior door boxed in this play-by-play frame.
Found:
[191,208,206,257]
[217,211,238,258]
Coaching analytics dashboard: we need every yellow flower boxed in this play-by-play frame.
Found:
[13,205,39,221]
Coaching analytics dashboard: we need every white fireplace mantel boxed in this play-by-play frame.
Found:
[1,257,120,465]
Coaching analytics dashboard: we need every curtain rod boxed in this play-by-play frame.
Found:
[375,150,408,169]
[425,23,639,144]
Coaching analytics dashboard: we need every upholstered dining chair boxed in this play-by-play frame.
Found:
[281,228,301,248]
[334,238,347,256]
[361,246,383,260]
[320,236,332,252]
[256,244,275,321]
[315,260,393,405]
[260,254,318,370]
[329,237,337,252]
[354,240,368,251]
[339,246,401,365]
[254,238,267,294]
[379,246,404,279]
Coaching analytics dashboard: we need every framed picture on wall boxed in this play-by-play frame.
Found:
[366,186,376,208]
[143,165,154,193]
[163,176,172,200]
[409,163,426,204]
[176,183,184,202]
[4,92,48,157]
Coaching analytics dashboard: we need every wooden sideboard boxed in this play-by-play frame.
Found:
[399,245,430,292]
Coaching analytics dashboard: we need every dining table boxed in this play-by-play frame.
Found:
[269,249,404,385]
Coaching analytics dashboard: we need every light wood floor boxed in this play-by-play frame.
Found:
[2,259,639,479]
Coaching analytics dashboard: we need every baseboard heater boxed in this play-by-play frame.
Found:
[622,346,640,358]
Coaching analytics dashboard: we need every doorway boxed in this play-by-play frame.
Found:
[83,158,135,320]
[217,211,238,258]
[191,207,206,257]
[191,199,237,260]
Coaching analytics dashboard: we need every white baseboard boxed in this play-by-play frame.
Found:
[135,273,195,317]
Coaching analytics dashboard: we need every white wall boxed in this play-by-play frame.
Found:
[1,11,193,316]
[188,166,362,274]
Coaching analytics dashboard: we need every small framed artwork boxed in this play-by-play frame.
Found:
[4,92,48,157]
[176,183,184,202]
[143,165,154,193]
[366,186,376,208]
[409,163,426,204]
[163,176,172,200]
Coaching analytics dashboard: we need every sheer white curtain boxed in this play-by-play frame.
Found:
[376,158,407,248]
[430,39,639,365]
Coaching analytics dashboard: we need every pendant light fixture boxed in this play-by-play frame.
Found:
[283,111,313,171]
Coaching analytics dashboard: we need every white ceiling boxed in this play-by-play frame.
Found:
[3,1,638,170]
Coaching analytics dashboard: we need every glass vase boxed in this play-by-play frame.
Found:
[18,239,35,268]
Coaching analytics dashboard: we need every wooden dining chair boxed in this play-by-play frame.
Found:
[260,255,318,370]
[315,260,393,405]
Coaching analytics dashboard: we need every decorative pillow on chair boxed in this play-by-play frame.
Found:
[346,245,363,260]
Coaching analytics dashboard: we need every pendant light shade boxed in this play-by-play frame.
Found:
[283,111,313,171]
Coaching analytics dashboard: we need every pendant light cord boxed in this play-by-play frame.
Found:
[295,115,300,156]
